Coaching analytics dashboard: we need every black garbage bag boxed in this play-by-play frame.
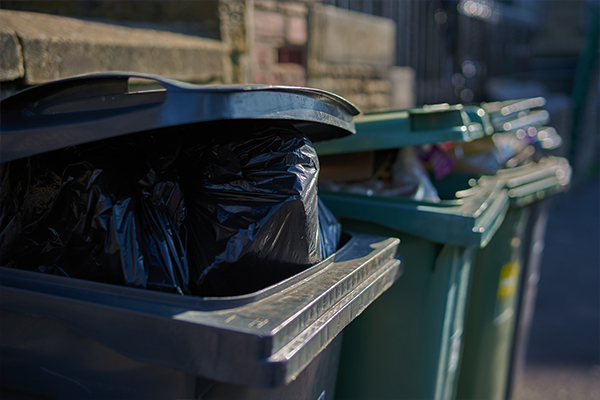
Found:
[1,121,341,297]
[178,121,328,296]
[0,134,190,294]
[318,197,342,259]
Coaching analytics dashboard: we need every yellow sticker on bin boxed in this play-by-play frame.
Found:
[497,261,520,300]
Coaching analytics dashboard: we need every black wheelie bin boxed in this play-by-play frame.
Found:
[0,72,403,400]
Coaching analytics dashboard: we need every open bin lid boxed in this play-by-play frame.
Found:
[0,233,400,389]
[313,104,484,156]
[0,72,360,163]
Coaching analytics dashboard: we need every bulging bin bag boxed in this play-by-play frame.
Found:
[0,121,341,297]
[177,121,335,296]
[0,132,190,294]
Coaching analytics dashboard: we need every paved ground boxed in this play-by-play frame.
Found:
[512,175,600,400]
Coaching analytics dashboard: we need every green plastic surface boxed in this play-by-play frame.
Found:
[314,105,484,156]
[325,180,509,400]
[481,97,546,116]
[334,232,475,400]
[320,179,509,248]
[464,106,495,136]
[456,207,529,400]
[455,156,572,400]
[492,109,550,133]
[496,157,572,207]
[316,94,570,400]
[327,157,570,400]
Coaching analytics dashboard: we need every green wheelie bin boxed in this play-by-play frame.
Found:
[314,105,509,400]
[454,158,571,400]
[446,99,572,400]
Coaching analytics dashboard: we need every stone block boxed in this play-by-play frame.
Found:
[321,63,381,79]
[254,0,278,12]
[253,42,278,67]
[312,5,395,66]
[342,93,369,113]
[252,70,269,84]
[254,10,285,41]
[389,66,416,109]
[368,93,391,112]
[306,77,335,91]
[285,16,307,46]
[1,26,24,81]
[364,79,391,94]
[273,63,306,87]
[306,77,348,96]
[0,10,227,85]
[345,78,364,92]
[278,2,309,17]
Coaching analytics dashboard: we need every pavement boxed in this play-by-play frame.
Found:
[511,174,600,400]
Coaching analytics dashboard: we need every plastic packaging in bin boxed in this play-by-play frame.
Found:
[0,73,403,399]
[315,105,484,204]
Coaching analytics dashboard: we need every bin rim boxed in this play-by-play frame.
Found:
[314,103,484,155]
[0,232,401,387]
[319,178,509,248]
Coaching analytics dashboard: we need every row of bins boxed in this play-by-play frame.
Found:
[0,73,571,400]
[316,96,571,400]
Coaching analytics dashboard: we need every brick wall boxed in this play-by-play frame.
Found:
[1,0,406,113]
[246,1,404,113]
[249,0,309,87]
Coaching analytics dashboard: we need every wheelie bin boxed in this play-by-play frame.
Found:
[454,158,571,400]
[0,72,403,400]
[313,105,509,400]
[448,99,572,400]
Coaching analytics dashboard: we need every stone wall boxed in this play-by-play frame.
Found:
[1,10,226,86]
[0,1,222,39]
[307,4,416,112]
[1,1,411,112]
[0,8,229,100]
